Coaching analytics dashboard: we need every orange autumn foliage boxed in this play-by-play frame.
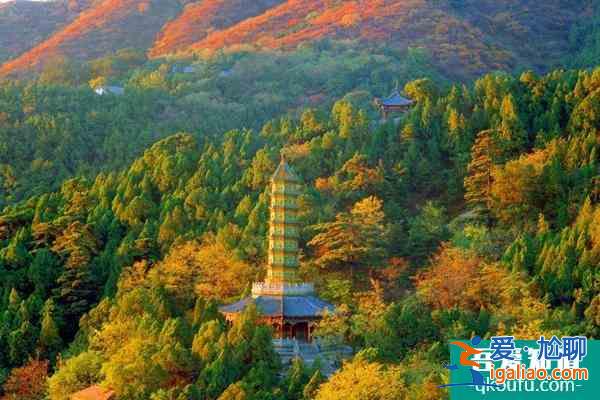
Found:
[149,0,285,57]
[0,0,94,65]
[415,245,550,337]
[0,0,176,77]
[415,245,495,311]
[416,245,529,312]
[0,0,589,79]
[2,359,49,400]
[181,0,582,79]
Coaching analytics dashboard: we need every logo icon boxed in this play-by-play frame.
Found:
[439,336,502,389]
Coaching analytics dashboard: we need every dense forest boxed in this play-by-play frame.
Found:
[0,50,598,398]
[0,42,442,207]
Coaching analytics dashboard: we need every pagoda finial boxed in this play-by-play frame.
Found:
[272,151,299,183]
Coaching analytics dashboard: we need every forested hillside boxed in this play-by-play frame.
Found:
[178,0,587,78]
[0,0,596,79]
[0,66,598,398]
[0,43,441,206]
[566,0,600,68]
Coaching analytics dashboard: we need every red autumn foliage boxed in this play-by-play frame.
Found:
[149,0,285,57]
[2,359,49,400]
[0,0,94,64]
[0,0,177,77]
[182,0,584,78]
[0,0,590,80]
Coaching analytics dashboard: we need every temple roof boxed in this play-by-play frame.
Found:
[71,385,116,400]
[219,295,334,318]
[380,91,413,107]
[272,157,300,183]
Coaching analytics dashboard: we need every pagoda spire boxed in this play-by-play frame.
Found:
[266,155,301,285]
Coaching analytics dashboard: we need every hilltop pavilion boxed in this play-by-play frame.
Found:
[374,90,414,119]
[219,157,334,342]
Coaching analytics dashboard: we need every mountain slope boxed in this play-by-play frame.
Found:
[184,0,501,76]
[181,0,588,78]
[149,0,285,57]
[0,0,593,79]
[452,0,594,72]
[0,0,182,77]
[0,0,95,64]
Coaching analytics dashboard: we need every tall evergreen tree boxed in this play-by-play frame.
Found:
[38,299,62,361]
[464,130,497,227]
[51,222,100,337]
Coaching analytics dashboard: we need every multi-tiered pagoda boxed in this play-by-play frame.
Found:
[220,157,333,342]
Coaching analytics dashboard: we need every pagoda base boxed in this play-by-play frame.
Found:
[251,282,315,297]
[273,338,353,376]
[219,294,335,343]
[268,317,319,342]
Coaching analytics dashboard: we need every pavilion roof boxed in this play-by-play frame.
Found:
[380,90,413,107]
[71,385,116,400]
[219,295,334,318]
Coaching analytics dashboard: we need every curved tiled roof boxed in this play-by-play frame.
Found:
[380,90,413,107]
[219,295,334,318]
[71,385,116,400]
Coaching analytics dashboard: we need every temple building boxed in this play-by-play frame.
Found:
[71,385,116,400]
[374,90,414,119]
[220,157,334,342]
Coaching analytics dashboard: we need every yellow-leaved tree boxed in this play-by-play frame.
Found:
[150,236,256,305]
[309,196,388,280]
[315,357,407,400]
